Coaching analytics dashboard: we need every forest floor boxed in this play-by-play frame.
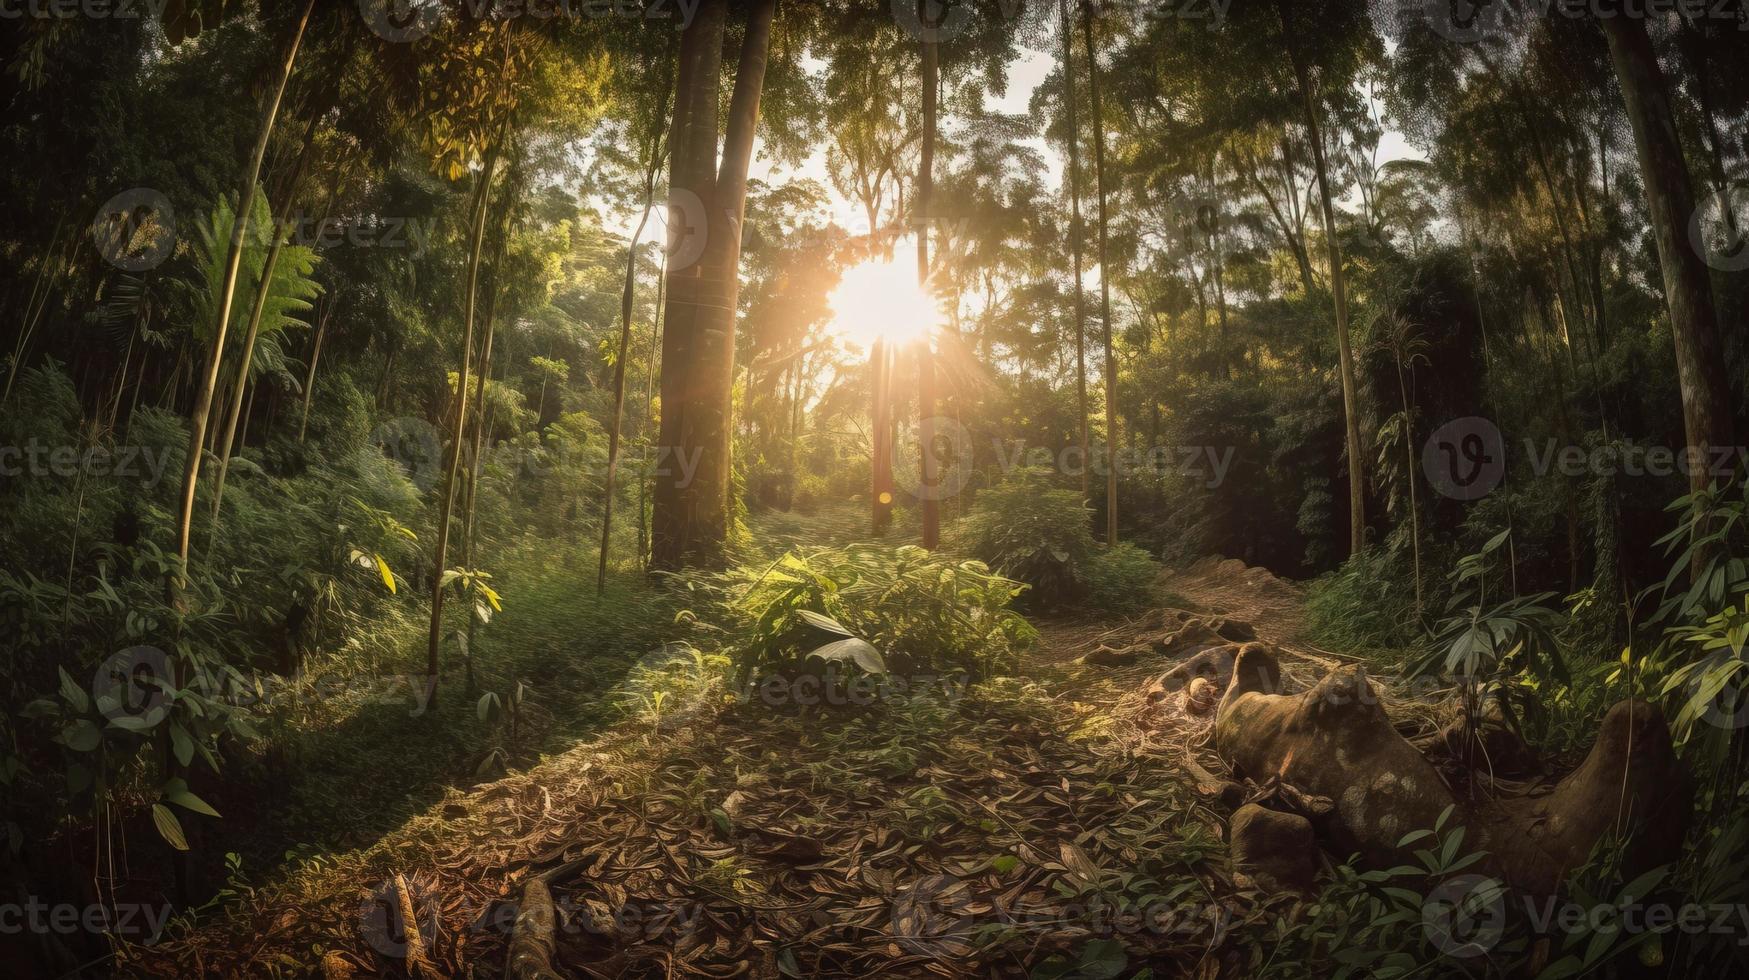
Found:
[123,547,1356,979]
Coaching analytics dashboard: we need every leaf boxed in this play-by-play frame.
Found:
[152,804,188,851]
[991,855,1019,874]
[58,667,90,713]
[797,609,852,635]
[170,722,194,767]
[164,782,221,818]
[1057,841,1101,887]
[375,555,396,594]
[62,719,101,753]
[806,638,887,674]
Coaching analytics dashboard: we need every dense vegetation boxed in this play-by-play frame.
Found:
[2,1,1748,977]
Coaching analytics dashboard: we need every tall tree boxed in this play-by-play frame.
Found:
[651,0,778,569]
[1598,14,1734,540]
[1275,0,1367,558]
[1057,0,1093,503]
[1081,0,1118,546]
[599,51,675,591]
[916,0,940,550]
[171,0,316,579]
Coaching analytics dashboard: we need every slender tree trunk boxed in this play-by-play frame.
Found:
[871,338,893,533]
[1081,0,1118,546]
[1600,14,1734,560]
[599,204,658,591]
[462,251,504,696]
[425,135,504,706]
[638,251,667,567]
[599,66,673,591]
[297,299,331,443]
[1287,34,1366,559]
[1057,0,1093,503]
[652,0,727,569]
[917,7,940,550]
[171,0,315,579]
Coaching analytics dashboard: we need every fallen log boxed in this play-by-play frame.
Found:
[1214,645,1688,896]
[506,878,563,980]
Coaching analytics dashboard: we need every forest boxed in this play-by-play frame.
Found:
[2,0,1748,976]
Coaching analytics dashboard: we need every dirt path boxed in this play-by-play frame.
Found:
[124,561,1321,979]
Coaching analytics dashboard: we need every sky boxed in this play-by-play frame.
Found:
[618,40,1424,258]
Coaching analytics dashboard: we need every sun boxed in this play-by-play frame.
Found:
[829,256,942,352]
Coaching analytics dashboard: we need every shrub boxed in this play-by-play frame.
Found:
[703,544,1036,682]
[952,472,1097,610]
[1084,542,1162,615]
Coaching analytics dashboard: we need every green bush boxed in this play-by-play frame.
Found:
[1304,546,1421,657]
[952,472,1161,614]
[952,472,1097,609]
[703,544,1036,681]
[1084,542,1162,615]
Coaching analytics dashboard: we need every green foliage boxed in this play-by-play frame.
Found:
[1084,542,1163,616]
[1305,546,1421,657]
[953,471,1161,613]
[700,544,1036,681]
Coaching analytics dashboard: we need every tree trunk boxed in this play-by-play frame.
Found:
[652,0,727,569]
[1599,14,1734,555]
[171,0,314,577]
[599,66,673,591]
[1058,0,1093,503]
[599,202,659,591]
[425,135,504,707]
[1081,0,1118,546]
[1287,35,1366,559]
[296,298,331,443]
[211,113,321,519]
[652,0,774,569]
[917,7,940,550]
